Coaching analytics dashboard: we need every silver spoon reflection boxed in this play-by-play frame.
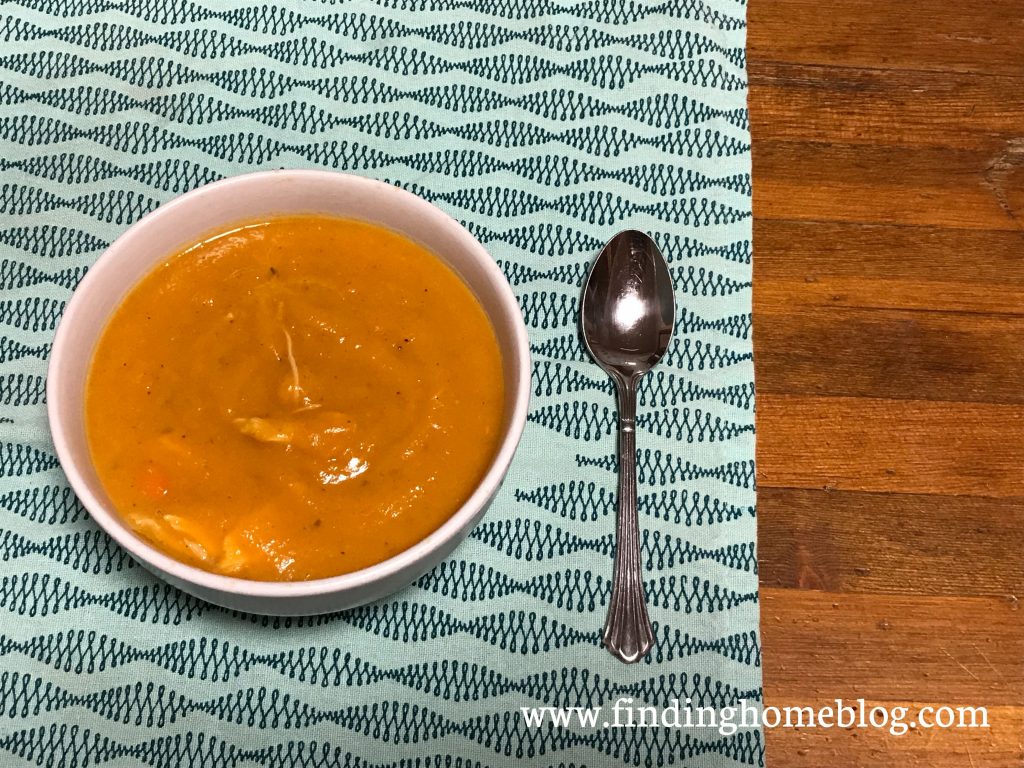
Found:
[580,230,675,663]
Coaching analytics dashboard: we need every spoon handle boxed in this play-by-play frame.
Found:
[603,377,655,663]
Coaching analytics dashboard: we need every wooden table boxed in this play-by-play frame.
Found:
[748,1,1024,764]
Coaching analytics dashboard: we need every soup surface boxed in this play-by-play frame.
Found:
[86,215,504,581]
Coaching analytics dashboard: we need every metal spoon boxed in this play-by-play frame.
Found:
[581,230,675,663]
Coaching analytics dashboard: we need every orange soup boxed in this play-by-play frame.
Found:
[86,215,504,581]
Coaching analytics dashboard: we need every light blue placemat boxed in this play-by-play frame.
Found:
[0,1,760,765]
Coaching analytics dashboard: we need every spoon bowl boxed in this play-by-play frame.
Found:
[582,230,675,381]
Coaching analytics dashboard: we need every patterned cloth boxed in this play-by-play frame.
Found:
[0,1,759,766]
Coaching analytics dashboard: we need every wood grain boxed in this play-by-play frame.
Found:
[760,589,1021,704]
[757,395,1024,497]
[753,142,1022,230]
[756,308,1024,403]
[758,489,1024,596]
[748,0,1024,76]
[748,0,1024,764]
[761,590,1024,766]
[751,63,1024,149]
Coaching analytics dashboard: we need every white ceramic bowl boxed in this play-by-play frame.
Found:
[47,170,531,616]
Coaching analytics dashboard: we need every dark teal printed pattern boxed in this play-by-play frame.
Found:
[0,0,759,765]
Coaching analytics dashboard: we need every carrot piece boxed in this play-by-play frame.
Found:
[138,465,170,499]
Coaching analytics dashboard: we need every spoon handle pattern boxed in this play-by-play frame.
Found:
[603,378,655,663]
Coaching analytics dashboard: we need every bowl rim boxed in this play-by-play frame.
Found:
[46,169,532,599]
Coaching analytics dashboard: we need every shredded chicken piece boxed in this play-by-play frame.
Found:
[234,417,294,443]
[283,326,302,398]
[162,514,218,563]
[126,512,166,541]
[280,310,318,409]
[219,530,249,574]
